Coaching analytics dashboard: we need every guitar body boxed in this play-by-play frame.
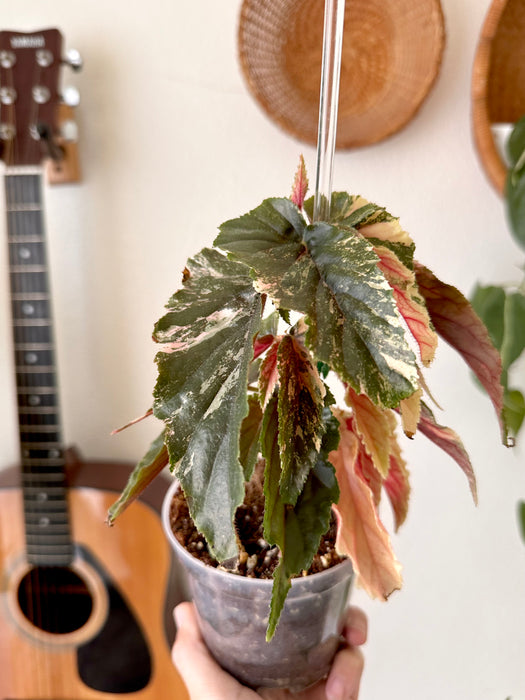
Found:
[0,479,189,700]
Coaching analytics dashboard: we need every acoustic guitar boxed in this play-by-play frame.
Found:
[0,28,188,699]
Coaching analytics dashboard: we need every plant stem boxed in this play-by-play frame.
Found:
[313,0,346,222]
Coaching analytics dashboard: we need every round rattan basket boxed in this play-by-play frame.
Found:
[238,0,445,149]
[472,0,525,195]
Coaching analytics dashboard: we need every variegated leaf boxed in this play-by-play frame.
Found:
[108,432,169,523]
[330,410,403,599]
[415,263,508,445]
[345,385,392,477]
[152,248,263,561]
[277,334,326,505]
[384,432,411,531]
[417,402,478,504]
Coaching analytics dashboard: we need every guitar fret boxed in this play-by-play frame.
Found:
[21,441,62,448]
[19,424,60,432]
[13,318,51,326]
[22,470,65,479]
[10,264,47,273]
[26,550,74,566]
[11,294,49,304]
[26,512,69,524]
[15,341,53,349]
[17,386,56,394]
[7,203,41,212]
[16,365,55,373]
[9,234,44,243]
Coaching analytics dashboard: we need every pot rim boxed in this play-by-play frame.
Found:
[161,477,353,588]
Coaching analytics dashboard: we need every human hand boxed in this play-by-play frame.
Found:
[172,601,367,700]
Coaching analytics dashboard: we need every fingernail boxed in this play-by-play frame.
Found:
[173,604,186,628]
[326,675,345,700]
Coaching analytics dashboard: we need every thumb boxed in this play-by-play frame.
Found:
[172,602,254,700]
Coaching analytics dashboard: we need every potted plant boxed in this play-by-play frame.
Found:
[108,157,509,690]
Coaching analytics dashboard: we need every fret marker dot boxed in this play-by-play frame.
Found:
[22,303,35,315]
[48,449,60,458]
[23,449,30,457]
[39,516,50,528]
[18,247,31,260]
[28,395,41,406]
[37,492,48,502]
[25,352,38,364]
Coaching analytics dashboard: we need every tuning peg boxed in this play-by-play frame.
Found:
[59,118,79,143]
[61,86,80,108]
[62,48,83,72]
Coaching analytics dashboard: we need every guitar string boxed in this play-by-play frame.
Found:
[14,170,48,696]
[17,54,56,690]
[4,62,39,693]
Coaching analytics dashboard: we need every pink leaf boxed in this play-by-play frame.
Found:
[253,333,275,360]
[351,417,383,507]
[374,246,437,366]
[384,435,411,531]
[415,263,508,445]
[330,410,403,600]
[259,337,281,408]
[111,408,153,435]
[290,155,309,209]
[399,387,422,438]
[417,402,478,504]
[345,385,392,477]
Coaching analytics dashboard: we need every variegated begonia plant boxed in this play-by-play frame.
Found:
[109,158,509,639]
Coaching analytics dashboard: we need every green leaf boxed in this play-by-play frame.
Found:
[277,335,326,505]
[505,173,525,253]
[304,192,386,228]
[501,292,525,370]
[267,452,341,640]
[503,389,525,437]
[261,398,340,639]
[108,431,169,523]
[239,395,264,481]
[470,284,506,350]
[505,116,525,253]
[261,395,284,547]
[506,115,525,168]
[152,248,262,561]
[304,222,419,407]
[518,501,525,545]
[216,198,319,316]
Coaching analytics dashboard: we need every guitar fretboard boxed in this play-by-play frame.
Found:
[5,169,73,566]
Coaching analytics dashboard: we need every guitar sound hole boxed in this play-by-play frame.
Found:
[17,566,93,634]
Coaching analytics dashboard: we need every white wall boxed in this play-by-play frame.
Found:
[1,1,524,698]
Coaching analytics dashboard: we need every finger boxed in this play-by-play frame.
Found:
[341,606,368,647]
[325,645,365,700]
[172,602,254,700]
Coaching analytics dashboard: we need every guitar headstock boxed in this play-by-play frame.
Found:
[0,29,79,168]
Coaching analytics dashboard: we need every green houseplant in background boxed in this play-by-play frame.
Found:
[471,115,525,442]
[470,116,525,549]
[108,158,508,688]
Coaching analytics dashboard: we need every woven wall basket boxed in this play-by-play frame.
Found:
[472,0,525,195]
[238,0,445,149]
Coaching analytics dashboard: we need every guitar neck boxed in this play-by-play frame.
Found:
[5,168,73,566]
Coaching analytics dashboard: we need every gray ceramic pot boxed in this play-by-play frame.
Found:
[162,479,353,692]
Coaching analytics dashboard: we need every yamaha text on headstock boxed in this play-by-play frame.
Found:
[0,29,188,699]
